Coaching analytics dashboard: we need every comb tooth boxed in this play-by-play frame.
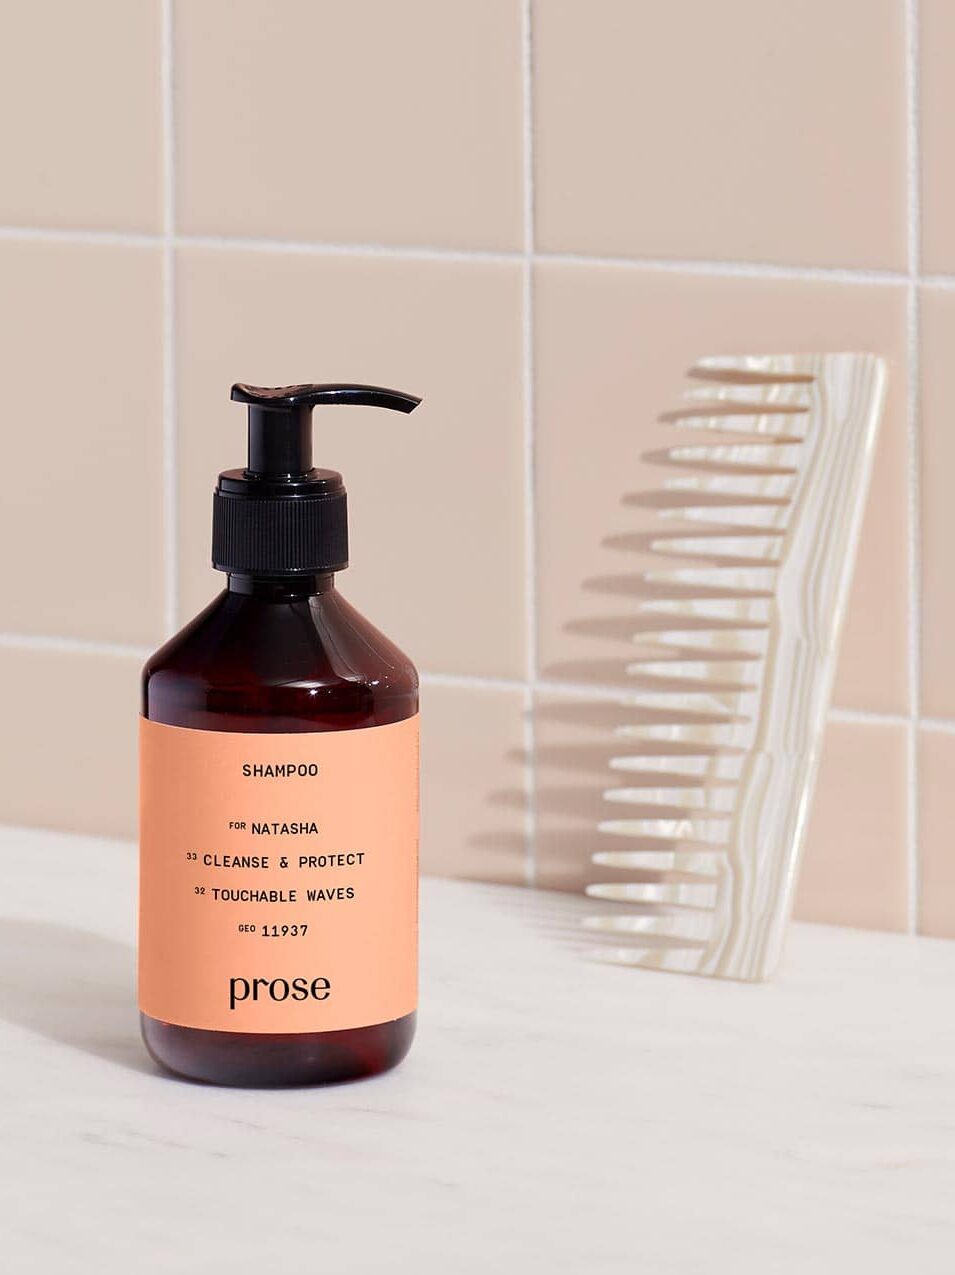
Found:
[643,566,777,593]
[623,688,748,716]
[652,518,786,537]
[692,353,815,382]
[592,848,725,871]
[629,655,763,676]
[671,413,806,441]
[586,881,718,908]
[665,473,795,499]
[585,903,717,935]
[628,663,762,688]
[632,628,769,658]
[663,444,801,473]
[627,659,756,678]
[590,945,709,967]
[615,720,754,751]
[682,383,811,410]
[603,786,736,812]
[638,596,773,624]
[608,754,744,780]
[625,661,757,692]
[597,817,729,844]
[658,503,791,529]
[581,912,714,943]
[649,534,781,563]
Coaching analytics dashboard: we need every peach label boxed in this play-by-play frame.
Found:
[139,715,419,1033]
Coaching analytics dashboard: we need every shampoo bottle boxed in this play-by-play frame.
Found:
[139,382,420,1086]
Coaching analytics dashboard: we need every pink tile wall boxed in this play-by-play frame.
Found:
[0,0,950,938]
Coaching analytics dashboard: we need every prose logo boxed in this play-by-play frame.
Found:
[229,976,331,1010]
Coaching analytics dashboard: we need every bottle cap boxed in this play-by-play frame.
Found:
[212,382,420,576]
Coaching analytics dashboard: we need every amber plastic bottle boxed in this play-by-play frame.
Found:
[139,383,420,1087]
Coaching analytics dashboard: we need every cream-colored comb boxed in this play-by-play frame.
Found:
[585,353,887,980]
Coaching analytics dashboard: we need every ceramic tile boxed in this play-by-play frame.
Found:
[919,287,955,718]
[175,0,523,249]
[795,720,909,931]
[0,240,164,645]
[534,262,909,714]
[920,0,955,272]
[917,729,955,937]
[0,646,140,839]
[0,1,161,231]
[420,681,528,884]
[175,247,525,679]
[533,0,906,269]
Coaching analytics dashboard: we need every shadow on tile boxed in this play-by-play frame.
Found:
[534,390,780,909]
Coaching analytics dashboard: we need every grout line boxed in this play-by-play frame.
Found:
[160,0,178,639]
[521,0,538,888]
[920,717,955,736]
[521,1,535,263]
[0,633,151,661]
[907,0,918,938]
[532,679,668,704]
[420,671,528,695]
[920,273,955,290]
[905,0,922,936]
[419,672,927,722]
[828,706,910,729]
[176,233,520,266]
[536,252,907,288]
[0,225,160,249]
[0,633,940,736]
[0,221,927,287]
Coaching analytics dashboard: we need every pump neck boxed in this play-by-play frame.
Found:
[227,572,335,600]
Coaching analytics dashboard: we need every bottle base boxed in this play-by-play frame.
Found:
[141,1011,416,1088]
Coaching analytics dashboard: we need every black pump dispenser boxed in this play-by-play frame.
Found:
[212,382,420,576]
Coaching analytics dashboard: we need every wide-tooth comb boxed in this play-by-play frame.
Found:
[585,353,887,981]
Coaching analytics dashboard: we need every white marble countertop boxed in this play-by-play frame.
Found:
[1,825,953,1273]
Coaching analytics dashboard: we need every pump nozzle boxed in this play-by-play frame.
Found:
[231,382,421,477]
[212,380,422,577]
